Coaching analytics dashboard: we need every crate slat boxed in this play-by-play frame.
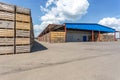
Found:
[16,38,30,45]
[0,38,14,45]
[16,13,30,22]
[0,46,14,54]
[0,11,14,20]
[0,29,14,37]
[16,22,30,30]
[16,6,30,14]
[0,2,14,12]
[0,20,14,29]
[16,30,30,37]
[16,45,30,53]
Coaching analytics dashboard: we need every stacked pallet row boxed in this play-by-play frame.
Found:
[100,34,114,41]
[0,2,34,54]
[50,32,65,43]
[38,32,65,43]
[96,34,114,41]
[15,6,31,53]
[0,3,15,54]
[39,33,50,42]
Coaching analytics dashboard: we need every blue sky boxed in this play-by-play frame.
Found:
[0,0,120,37]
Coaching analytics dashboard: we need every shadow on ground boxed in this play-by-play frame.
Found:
[31,41,48,52]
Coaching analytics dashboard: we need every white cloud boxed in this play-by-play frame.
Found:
[98,17,120,38]
[34,25,44,37]
[34,0,89,37]
[98,17,120,31]
[46,0,57,8]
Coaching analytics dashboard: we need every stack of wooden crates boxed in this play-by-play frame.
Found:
[38,32,66,43]
[0,2,34,55]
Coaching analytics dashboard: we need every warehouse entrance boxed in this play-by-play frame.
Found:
[83,36,87,41]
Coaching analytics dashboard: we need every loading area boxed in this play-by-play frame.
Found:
[38,23,116,43]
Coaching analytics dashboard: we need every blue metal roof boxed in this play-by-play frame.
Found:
[65,23,115,33]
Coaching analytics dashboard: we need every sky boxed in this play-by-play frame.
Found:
[0,0,120,37]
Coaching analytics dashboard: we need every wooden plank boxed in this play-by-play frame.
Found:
[16,30,30,37]
[16,22,30,30]
[0,29,14,37]
[16,45,30,53]
[0,2,14,12]
[0,11,14,20]
[0,38,14,45]
[16,6,30,14]
[16,13,30,22]
[0,46,14,54]
[16,38,30,45]
[0,20,14,29]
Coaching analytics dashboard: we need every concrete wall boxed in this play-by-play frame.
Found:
[66,30,91,42]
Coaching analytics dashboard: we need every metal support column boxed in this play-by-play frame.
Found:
[92,30,94,42]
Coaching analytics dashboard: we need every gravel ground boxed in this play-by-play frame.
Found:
[0,40,120,80]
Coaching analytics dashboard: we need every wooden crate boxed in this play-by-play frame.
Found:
[16,38,30,45]
[16,13,30,22]
[0,46,14,54]
[16,45,30,53]
[0,11,14,20]
[50,32,65,43]
[0,2,34,55]
[0,29,14,37]
[16,6,30,14]
[97,34,114,42]
[0,2,14,12]
[16,30,30,37]
[0,20,14,29]
[16,22,30,30]
[0,38,14,45]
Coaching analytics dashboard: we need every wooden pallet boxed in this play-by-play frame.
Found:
[16,45,30,53]
[16,22,30,30]
[0,29,14,37]
[0,20,14,29]
[16,13,30,22]
[16,38,30,45]
[16,6,30,15]
[0,38,14,45]
[0,2,14,12]
[16,30,30,37]
[0,11,14,20]
[0,46,14,54]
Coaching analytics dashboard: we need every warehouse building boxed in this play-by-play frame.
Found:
[38,23,116,43]
[0,2,34,55]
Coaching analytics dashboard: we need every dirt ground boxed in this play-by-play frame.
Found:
[0,40,120,80]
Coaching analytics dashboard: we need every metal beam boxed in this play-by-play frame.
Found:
[92,30,94,42]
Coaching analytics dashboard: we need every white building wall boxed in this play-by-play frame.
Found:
[66,30,91,42]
